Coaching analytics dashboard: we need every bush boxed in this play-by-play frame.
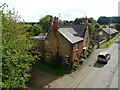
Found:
[1,5,36,88]
[79,58,85,65]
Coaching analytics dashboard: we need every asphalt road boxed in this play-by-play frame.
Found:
[76,42,119,88]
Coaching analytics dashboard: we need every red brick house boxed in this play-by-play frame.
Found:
[43,17,90,69]
[31,17,90,69]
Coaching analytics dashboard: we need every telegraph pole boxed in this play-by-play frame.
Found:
[108,17,112,41]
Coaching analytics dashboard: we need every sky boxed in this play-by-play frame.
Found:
[0,0,119,22]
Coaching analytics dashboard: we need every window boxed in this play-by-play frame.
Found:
[98,55,106,59]
[65,55,70,64]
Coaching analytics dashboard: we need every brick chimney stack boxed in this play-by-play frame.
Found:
[50,17,53,28]
[84,16,88,25]
[53,17,59,31]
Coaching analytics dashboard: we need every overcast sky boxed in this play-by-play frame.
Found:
[0,0,119,22]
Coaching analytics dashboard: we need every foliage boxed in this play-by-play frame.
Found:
[34,61,71,76]
[60,20,73,25]
[39,15,52,32]
[100,34,118,48]
[27,24,44,36]
[94,23,100,29]
[88,17,94,23]
[97,16,110,25]
[73,18,84,24]
[1,4,36,88]
[97,16,120,25]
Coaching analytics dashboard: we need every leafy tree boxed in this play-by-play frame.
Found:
[69,21,73,25]
[1,4,36,88]
[39,15,52,32]
[95,23,100,29]
[88,17,94,23]
[97,16,110,25]
[74,18,84,24]
[27,24,44,36]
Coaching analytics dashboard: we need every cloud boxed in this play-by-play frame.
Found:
[0,0,119,22]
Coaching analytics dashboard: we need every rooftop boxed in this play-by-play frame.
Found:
[102,28,118,35]
[58,28,83,44]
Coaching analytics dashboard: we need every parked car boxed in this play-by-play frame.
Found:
[97,52,111,64]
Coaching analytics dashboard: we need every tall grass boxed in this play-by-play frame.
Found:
[100,34,119,48]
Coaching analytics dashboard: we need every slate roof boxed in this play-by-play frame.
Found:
[72,25,86,37]
[58,25,86,44]
[58,28,83,44]
[102,28,118,35]
[47,24,87,44]
[30,33,47,40]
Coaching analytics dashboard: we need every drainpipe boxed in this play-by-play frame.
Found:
[42,35,45,61]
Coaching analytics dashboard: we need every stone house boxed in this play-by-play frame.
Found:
[94,27,118,44]
[42,17,90,69]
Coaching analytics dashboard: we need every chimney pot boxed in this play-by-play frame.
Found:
[84,16,88,25]
[53,16,59,31]
[50,18,53,27]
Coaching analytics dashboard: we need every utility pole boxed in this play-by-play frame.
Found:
[108,17,112,41]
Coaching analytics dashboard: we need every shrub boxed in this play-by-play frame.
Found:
[1,5,36,88]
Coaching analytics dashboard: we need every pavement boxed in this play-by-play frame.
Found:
[44,48,103,88]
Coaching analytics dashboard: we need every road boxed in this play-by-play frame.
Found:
[76,42,119,88]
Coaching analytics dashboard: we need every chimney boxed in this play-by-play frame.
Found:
[50,17,53,28]
[53,17,59,31]
[84,16,88,25]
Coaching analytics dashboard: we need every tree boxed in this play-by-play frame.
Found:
[27,24,44,36]
[95,23,100,29]
[88,17,94,23]
[1,5,36,88]
[97,16,110,25]
[73,18,84,24]
[39,15,52,32]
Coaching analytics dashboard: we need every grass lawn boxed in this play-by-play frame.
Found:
[100,34,119,48]
[94,44,98,49]
[33,61,71,76]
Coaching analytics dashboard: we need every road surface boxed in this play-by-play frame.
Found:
[76,42,118,88]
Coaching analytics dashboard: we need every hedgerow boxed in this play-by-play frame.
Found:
[1,4,36,88]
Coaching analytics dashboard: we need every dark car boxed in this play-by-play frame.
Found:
[97,52,111,64]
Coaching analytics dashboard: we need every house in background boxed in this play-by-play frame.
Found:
[31,16,90,69]
[94,27,118,45]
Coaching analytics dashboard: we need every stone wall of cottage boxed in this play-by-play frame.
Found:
[57,32,73,68]
[45,31,73,68]
[44,32,58,63]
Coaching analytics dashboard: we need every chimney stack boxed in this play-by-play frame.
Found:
[84,16,88,25]
[50,17,53,28]
[53,17,59,31]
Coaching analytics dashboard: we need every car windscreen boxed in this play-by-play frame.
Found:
[98,55,106,59]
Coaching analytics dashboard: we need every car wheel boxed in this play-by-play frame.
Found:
[105,61,108,64]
